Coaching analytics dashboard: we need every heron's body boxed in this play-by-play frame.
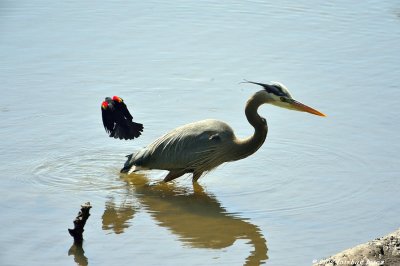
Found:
[121,81,325,182]
[127,116,266,181]
[131,119,235,171]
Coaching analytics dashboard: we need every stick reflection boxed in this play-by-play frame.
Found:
[68,243,88,266]
[102,174,268,265]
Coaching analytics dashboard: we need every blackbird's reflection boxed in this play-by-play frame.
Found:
[102,173,268,265]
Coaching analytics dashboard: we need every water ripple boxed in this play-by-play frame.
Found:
[215,137,374,215]
[29,149,127,192]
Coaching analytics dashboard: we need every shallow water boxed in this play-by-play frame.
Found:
[1,1,400,265]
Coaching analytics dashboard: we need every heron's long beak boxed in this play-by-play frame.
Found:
[291,100,326,117]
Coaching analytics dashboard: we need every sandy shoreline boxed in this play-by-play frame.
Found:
[313,229,400,266]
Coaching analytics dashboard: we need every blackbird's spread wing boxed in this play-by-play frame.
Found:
[101,98,115,134]
[101,97,143,140]
[114,100,133,120]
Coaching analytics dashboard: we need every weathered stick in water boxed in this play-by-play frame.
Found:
[68,202,92,244]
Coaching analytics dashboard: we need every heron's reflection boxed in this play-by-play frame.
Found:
[102,197,136,234]
[103,173,268,265]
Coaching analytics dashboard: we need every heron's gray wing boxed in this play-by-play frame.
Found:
[132,119,233,172]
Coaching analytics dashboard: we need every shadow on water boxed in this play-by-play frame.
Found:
[102,173,268,265]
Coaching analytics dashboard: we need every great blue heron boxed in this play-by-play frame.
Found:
[120,81,326,182]
[101,96,143,140]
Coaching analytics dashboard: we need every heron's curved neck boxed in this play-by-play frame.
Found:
[232,93,269,161]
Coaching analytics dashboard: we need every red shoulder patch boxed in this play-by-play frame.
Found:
[112,96,123,102]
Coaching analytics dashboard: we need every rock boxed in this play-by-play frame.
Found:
[313,228,400,266]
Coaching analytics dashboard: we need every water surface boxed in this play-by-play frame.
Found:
[1,1,400,265]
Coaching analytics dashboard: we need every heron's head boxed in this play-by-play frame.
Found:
[243,80,326,117]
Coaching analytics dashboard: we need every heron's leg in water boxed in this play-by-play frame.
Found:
[192,172,203,183]
[163,171,185,182]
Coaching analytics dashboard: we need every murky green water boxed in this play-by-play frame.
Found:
[1,1,400,265]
